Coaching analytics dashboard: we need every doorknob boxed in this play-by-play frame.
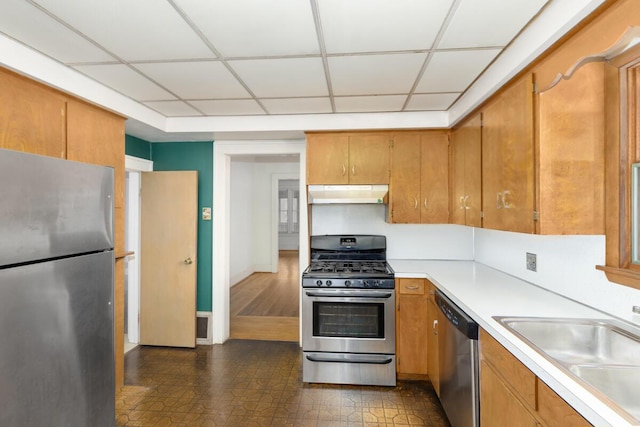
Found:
[184,257,193,265]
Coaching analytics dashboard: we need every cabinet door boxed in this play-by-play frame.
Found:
[421,133,449,223]
[452,113,482,227]
[389,134,421,223]
[306,134,349,184]
[537,62,605,235]
[537,379,591,427]
[483,75,535,233]
[349,134,390,184]
[396,279,428,376]
[480,360,539,427]
[0,69,66,158]
[426,290,440,396]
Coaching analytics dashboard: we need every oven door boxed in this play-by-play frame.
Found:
[302,288,395,354]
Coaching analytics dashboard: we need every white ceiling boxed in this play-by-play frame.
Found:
[0,0,604,141]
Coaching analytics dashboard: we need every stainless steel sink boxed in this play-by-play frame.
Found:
[494,316,640,424]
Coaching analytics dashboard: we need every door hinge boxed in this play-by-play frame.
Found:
[390,140,394,149]
[480,211,484,219]
[533,81,538,93]
[533,210,539,221]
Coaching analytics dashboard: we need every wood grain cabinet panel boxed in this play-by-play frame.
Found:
[480,360,539,427]
[482,74,535,234]
[426,282,440,395]
[396,278,428,377]
[451,113,482,227]
[389,131,449,224]
[0,69,66,158]
[480,328,593,427]
[306,132,389,185]
[536,62,605,235]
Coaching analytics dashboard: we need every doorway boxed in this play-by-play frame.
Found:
[228,158,300,341]
[213,140,308,344]
[123,155,153,354]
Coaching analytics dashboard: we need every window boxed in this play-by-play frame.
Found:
[279,180,299,235]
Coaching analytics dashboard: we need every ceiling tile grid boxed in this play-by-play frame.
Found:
[0,0,549,119]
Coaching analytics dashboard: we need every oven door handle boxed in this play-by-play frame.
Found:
[304,291,393,299]
[306,354,394,365]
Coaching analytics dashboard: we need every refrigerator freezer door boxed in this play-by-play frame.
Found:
[0,148,114,266]
[0,251,115,427]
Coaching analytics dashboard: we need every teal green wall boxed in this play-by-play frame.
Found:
[125,136,214,312]
[125,135,152,160]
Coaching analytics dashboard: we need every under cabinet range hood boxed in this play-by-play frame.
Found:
[308,185,388,204]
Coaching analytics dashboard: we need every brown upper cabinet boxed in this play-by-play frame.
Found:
[451,113,482,227]
[481,74,535,234]
[306,132,390,185]
[388,131,449,224]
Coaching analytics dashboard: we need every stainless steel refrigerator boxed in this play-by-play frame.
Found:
[0,148,115,426]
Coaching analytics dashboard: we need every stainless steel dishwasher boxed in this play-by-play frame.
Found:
[435,290,479,427]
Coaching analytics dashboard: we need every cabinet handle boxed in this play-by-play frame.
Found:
[459,196,465,210]
[342,164,346,176]
[503,190,512,208]
[405,285,419,290]
[352,165,356,175]
[496,192,503,209]
[424,198,428,209]
[464,195,470,210]
[414,198,418,209]
[428,290,435,295]
[433,319,438,335]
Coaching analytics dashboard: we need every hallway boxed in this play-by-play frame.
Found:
[230,250,299,341]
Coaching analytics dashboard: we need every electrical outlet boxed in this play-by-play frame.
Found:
[526,252,537,272]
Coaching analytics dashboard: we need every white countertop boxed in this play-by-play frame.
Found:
[389,259,636,427]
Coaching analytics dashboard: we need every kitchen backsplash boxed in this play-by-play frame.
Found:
[311,204,640,326]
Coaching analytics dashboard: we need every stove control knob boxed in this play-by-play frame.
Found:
[326,280,332,286]
[373,280,380,288]
[363,280,370,288]
[316,280,323,286]
[344,280,352,287]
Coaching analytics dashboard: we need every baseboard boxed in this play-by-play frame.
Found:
[230,267,254,286]
[196,311,212,345]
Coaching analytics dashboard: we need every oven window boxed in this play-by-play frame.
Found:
[312,301,385,339]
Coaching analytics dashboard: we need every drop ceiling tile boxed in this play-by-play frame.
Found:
[438,0,548,48]
[32,0,215,61]
[405,93,459,111]
[189,99,265,116]
[261,98,332,115]
[0,0,114,63]
[143,101,201,117]
[229,58,328,98]
[319,0,454,54]
[329,53,427,96]
[73,64,175,101]
[334,95,406,113]
[173,0,319,57]
[133,61,250,99]
[416,49,501,93]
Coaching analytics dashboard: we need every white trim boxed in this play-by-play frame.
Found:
[213,140,307,344]
[271,173,299,272]
[196,311,213,345]
[123,156,153,346]
[125,155,153,172]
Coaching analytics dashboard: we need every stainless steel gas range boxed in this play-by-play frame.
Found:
[301,235,396,386]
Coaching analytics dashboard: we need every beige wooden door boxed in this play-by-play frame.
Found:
[463,114,483,228]
[140,171,198,348]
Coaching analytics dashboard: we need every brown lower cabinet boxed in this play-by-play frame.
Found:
[480,328,591,427]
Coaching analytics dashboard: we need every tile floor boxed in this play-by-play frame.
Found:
[117,340,450,426]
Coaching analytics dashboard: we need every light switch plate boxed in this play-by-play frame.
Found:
[202,207,211,221]
[526,252,537,272]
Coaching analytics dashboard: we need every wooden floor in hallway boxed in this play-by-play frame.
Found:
[230,250,299,342]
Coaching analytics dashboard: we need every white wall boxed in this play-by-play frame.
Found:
[311,204,474,260]
[229,160,254,286]
[474,228,640,326]
[251,161,300,271]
